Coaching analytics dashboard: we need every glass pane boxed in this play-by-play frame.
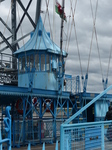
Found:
[50,55,52,72]
[21,57,25,73]
[46,55,50,71]
[19,58,21,73]
[41,54,45,71]
[35,54,40,71]
[30,55,34,71]
[57,57,59,71]
[26,56,30,71]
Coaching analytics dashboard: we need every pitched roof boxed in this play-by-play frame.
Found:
[14,17,67,56]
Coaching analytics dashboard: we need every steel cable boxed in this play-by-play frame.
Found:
[106,45,112,79]
[88,0,104,79]
[69,0,83,78]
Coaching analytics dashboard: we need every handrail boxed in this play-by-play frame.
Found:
[64,84,112,124]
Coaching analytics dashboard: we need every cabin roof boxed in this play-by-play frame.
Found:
[14,17,67,56]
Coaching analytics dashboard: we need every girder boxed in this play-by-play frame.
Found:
[17,0,36,29]
[16,0,34,33]
[0,31,14,52]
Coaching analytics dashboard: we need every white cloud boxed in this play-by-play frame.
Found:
[1,0,112,93]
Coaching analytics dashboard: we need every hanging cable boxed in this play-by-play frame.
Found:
[65,0,72,53]
[66,0,77,54]
[87,0,98,73]
[45,0,53,41]
[88,0,103,79]
[69,0,83,78]
[107,45,112,79]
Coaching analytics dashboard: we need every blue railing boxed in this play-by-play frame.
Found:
[60,85,112,150]
[60,121,112,150]
[27,140,59,150]
[0,106,11,150]
[64,74,78,93]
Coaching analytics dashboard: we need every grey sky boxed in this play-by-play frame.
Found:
[0,0,112,93]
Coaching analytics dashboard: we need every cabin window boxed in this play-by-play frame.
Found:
[26,56,30,71]
[30,54,34,71]
[57,57,59,71]
[35,54,40,71]
[19,58,22,73]
[21,57,25,73]
[41,54,45,71]
[50,55,52,72]
[46,55,50,71]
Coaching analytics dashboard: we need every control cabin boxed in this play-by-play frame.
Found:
[14,17,67,91]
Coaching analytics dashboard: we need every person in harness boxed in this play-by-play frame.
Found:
[105,106,112,121]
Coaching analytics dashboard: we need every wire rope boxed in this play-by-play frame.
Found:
[64,0,73,54]
[87,0,98,74]
[106,45,112,79]
[88,0,104,79]
[69,0,83,78]
[45,0,54,42]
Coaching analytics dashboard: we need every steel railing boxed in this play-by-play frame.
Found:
[60,121,112,150]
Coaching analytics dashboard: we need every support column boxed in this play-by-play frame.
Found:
[11,0,17,69]
[53,99,56,142]
[67,99,69,118]
[39,98,42,143]
[23,98,26,143]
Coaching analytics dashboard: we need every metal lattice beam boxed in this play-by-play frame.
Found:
[17,0,36,29]
[0,32,14,52]
[0,0,5,2]
[16,0,34,33]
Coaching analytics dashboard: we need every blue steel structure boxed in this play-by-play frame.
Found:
[0,1,112,148]
[61,85,112,150]
[0,15,112,147]
[0,106,11,150]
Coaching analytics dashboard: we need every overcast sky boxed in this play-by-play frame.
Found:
[0,0,112,93]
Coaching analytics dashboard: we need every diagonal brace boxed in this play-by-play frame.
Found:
[17,0,36,29]
[16,0,34,33]
[0,31,14,52]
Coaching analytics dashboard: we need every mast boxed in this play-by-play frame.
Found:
[59,0,65,95]
[60,0,65,52]
[35,0,42,25]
